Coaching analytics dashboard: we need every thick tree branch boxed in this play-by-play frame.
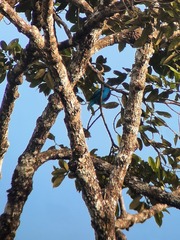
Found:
[0,80,20,179]
[69,0,93,15]
[0,93,63,240]
[31,0,43,30]
[115,203,168,230]
[0,0,44,48]
[0,0,17,21]
[126,176,180,210]
[104,33,156,214]
[16,147,180,211]
[41,0,106,234]
[0,43,40,178]
[36,148,72,169]
[92,157,180,210]
[91,28,142,55]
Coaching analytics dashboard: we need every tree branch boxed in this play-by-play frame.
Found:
[30,147,180,210]
[0,43,40,178]
[40,2,106,236]
[0,0,44,48]
[36,148,72,169]
[104,31,156,213]
[53,11,72,40]
[115,203,168,230]
[125,176,180,210]
[91,28,142,55]
[0,93,63,239]
[69,0,93,15]
[0,80,20,179]
[0,0,17,21]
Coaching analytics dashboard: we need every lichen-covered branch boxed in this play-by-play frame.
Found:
[40,1,106,235]
[115,203,168,230]
[104,35,156,215]
[91,28,142,55]
[0,0,44,48]
[0,44,40,178]
[0,0,17,21]
[126,176,180,210]
[0,81,20,179]
[0,93,62,240]
[36,148,72,169]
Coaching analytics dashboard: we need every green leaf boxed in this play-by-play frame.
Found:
[154,117,167,127]
[158,91,171,100]
[58,159,65,168]
[44,71,54,89]
[168,36,180,51]
[96,55,107,64]
[48,133,56,141]
[122,82,129,90]
[140,132,150,146]
[34,68,46,80]
[146,74,162,86]
[129,196,142,210]
[25,9,32,21]
[174,134,179,145]
[148,157,156,172]
[52,168,67,176]
[103,65,111,72]
[154,212,163,227]
[156,111,171,118]
[117,134,121,147]
[118,42,126,52]
[66,5,78,24]
[7,39,19,53]
[132,154,142,163]
[29,78,42,88]
[164,64,180,76]
[0,40,7,51]
[83,128,91,138]
[58,160,69,172]
[146,89,159,102]
[90,149,98,155]
[121,94,128,107]
[116,118,123,128]
[156,157,161,169]
[103,102,119,109]
[38,83,51,96]
[52,174,65,188]
[107,74,127,85]
[0,71,6,83]
[162,52,176,65]
[161,136,172,147]
[137,137,143,151]
[140,125,158,133]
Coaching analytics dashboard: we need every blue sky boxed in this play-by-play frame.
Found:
[0,14,180,240]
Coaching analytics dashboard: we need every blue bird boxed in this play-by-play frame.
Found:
[88,86,111,110]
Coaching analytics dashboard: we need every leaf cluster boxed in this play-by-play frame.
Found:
[0,39,22,83]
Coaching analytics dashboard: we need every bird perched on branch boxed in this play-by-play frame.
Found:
[87,85,111,110]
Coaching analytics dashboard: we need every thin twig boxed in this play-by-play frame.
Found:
[100,103,119,149]
[53,11,73,40]
[87,111,101,130]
